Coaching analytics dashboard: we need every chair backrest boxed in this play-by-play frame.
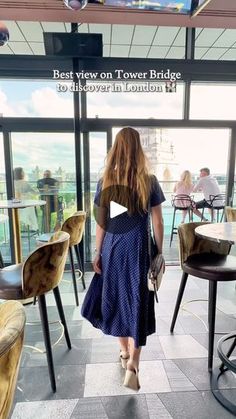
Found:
[22,231,70,299]
[61,211,86,247]
[225,206,236,222]
[171,194,193,210]
[178,221,230,268]
[0,301,26,419]
[209,194,225,208]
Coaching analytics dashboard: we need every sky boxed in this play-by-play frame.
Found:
[0,79,233,177]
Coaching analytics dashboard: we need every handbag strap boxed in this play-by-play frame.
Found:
[147,200,152,264]
[148,200,159,303]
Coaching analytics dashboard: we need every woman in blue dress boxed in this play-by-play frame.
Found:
[81,127,165,390]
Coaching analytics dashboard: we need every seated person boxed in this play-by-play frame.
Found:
[193,167,223,221]
[173,170,194,223]
[37,170,59,231]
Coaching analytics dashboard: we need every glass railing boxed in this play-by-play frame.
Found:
[0,179,229,264]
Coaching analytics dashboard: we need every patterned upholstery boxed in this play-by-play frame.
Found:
[225,206,236,222]
[0,301,26,419]
[178,222,230,268]
[22,231,69,299]
[61,211,86,247]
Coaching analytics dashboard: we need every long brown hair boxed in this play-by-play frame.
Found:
[180,170,192,189]
[101,127,151,213]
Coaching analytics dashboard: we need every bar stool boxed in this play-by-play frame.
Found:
[0,301,26,419]
[170,222,236,372]
[38,211,86,307]
[61,211,86,306]
[211,332,236,415]
[169,194,193,247]
[0,231,71,392]
[201,194,225,222]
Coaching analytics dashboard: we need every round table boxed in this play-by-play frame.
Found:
[0,200,46,263]
[195,222,236,245]
[195,221,236,415]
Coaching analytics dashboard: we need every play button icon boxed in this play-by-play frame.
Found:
[110,201,127,219]
[93,184,144,234]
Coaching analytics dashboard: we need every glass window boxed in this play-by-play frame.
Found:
[89,132,107,260]
[0,80,73,118]
[113,127,230,262]
[190,83,236,120]
[0,134,11,264]
[87,81,184,119]
[11,132,76,259]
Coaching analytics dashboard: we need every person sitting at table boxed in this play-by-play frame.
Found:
[13,167,38,231]
[173,170,203,223]
[193,167,223,221]
[37,170,59,231]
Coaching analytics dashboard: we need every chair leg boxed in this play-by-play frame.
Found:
[38,294,56,392]
[170,271,188,332]
[208,280,217,372]
[0,251,4,268]
[27,225,31,252]
[74,244,86,290]
[169,208,176,247]
[220,209,225,222]
[188,208,192,222]
[53,286,72,350]
[201,207,205,221]
[68,247,79,306]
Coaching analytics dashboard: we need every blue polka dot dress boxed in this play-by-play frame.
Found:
[81,176,165,347]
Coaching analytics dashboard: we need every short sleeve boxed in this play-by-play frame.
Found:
[150,176,165,207]
[94,179,102,206]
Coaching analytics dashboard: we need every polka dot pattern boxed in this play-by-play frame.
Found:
[81,176,165,348]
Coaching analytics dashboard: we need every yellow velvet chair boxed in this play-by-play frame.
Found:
[0,231,70,392]
[38,211,87,307]
[0,301,26,419]
[170,222,236,371]
[61,211,86,306]
[225,206,236,222]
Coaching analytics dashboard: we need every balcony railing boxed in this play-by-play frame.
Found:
[0,179,230,264]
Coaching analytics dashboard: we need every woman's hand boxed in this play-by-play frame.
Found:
[93,254,102,274]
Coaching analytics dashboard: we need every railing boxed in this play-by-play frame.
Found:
[0,178,230,263]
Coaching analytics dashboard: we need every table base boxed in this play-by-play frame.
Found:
[211,363,236,416]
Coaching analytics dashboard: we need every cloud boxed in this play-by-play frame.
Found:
[31,87,73,117]
[0,85,73,118]
[0,89,17,116]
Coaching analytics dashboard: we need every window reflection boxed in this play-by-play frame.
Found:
[11,133,76,258]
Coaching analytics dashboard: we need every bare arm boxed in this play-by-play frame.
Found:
[192,179,201,193]
[93,204,107,274]
[151,204,164,253]
[95,223,106,255]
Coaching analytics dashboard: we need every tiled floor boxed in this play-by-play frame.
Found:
[11,267,236,418]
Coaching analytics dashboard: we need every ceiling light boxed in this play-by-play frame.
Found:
[0,22,9,46]
[64,0,88,10]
